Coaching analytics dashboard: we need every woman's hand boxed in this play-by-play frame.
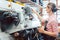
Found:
[38,26,45,33]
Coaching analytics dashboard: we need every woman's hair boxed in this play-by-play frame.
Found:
[47,3,58,12]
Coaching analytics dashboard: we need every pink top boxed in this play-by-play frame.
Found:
[46,14,58,35]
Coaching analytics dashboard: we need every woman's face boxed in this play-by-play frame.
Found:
[46,5,52,13]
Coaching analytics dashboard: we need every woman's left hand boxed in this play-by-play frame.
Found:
[38,26,45,33]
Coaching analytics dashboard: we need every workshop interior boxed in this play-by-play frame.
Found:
[0,0,60,40]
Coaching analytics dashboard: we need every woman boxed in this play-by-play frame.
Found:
[32,3,58,40]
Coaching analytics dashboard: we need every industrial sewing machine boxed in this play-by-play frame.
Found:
[0,0,42,40]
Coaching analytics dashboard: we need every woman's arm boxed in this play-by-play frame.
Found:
[38,27,58,37]
[43,31,58,37]
[32,9,47,26]
[32,9,42,21]
[38,21,58,37]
